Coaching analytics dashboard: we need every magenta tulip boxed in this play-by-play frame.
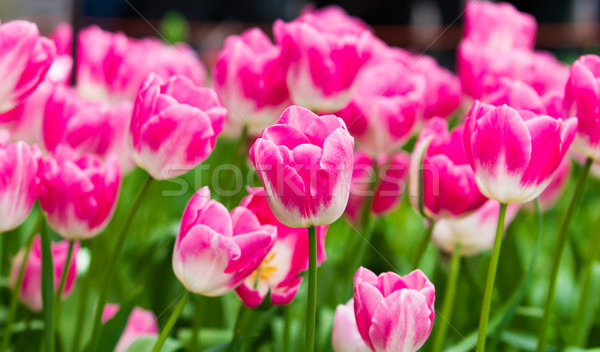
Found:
[410,118,487,218]
[274,6,373,112]
[38,146,121,239]
[249,105,354,227]
[172,187,276,296]
[0,139,40,232]
[235,188,327,307]
[354,267,435,352]
[463,101,576,204]
[130,73,226,179]
[213,28,290,134]
[332,299,370,352]
[9,235,79,312]
[346,151,410,222]
[102,304,158,352]
[0,20,55,113]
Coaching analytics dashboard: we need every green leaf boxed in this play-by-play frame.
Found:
[126,336,181,352]
[40,219,55,352]
[96,288,143,352]
[200,342,229,352]
[500,330,538,351]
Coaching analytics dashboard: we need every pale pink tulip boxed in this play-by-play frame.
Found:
[463,101,577,203]
[102,304,158,352]
[130,73,226,179]
[0,20,55,113]
[38,147,121,239]
[332,299,370,352]
[9,235,78,312]
[235,188,327,307]
[354,267,435,352]
[172,187,276,296]
[0,139,41,232]
[213,28,290,134]
[249,106,354,227]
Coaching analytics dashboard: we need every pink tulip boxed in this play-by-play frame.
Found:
[44,85,134,172]
[332,299,370,352]
[485,78,565,119]
[564,54,600,160]
[77,25,205,104]
[410,118,487,218]
[235,188,327,307]
[38,146,121,239]
[354,267,435,352]
[336,60,425,155]
[0,138,40,232]
[346,151,410,222]
[102,304,158,352]
[49,22,72,56]
[463,1,536,51]
[213,28,290,134]
[249,105,354,227]
[172,187,276,296]
[273,7,373,112]
[130,73,226,179]
[9,235,78,312]
[432,200,520,256]
[0,20,55,112]
[463,101,577,203]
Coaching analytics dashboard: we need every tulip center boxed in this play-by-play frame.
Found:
[251,252,278,287]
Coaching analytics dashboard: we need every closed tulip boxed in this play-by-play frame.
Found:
[9,235,79,312]
[0,138,40,232]
[354,267,435,352]
[38,146,121,239]
[213,28,290,135]
[102,304,158,352]
[0,20,55,112]
[130,73,226,179]
[332,299,370,352]
[463,101,577,203]
[274,7,373,112]
[410,118,487,218]
[249,105,354,227]
[172,187,276,296]
[235,188,327,308]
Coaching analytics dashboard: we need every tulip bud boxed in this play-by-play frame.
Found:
[332,299,370,352]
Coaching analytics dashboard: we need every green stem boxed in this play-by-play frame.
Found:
[152,293,189,352]
[283,305,292,352]
[88,174,153,352]
[537,157,593,352]
[476,202,508,352]
[40,217,55,352]
[412,219,435,269]
[1,214,41,352]
[305,225,317,352]
[220,125,248,204]
[432,244,462,352]
[71,262,90,352]
[189,296,202,352]
[228,303,248,351]
[52,240,74,342]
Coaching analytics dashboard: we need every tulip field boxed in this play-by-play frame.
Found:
[3,1,600,351]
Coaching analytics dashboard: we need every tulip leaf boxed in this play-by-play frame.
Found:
[127,336,181,352]
[92,287,142,352]
[40,219,55,352]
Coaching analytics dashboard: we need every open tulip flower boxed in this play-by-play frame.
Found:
[0,20,55,113]
[9,235,79,312]
[172,186,276,296]
[102,304,158,352]
[332,299,370,352]
[463,101,577,204]
[274,6,373,112]
[38,146,121,240]
[354,267,435,352]
[213,27,290,135]
[0,137,40,232]
[249,105,354,228]
[235,188,327,308]
[410,117,487,218]
[130,73,226,180]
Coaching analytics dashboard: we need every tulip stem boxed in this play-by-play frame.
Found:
[537,157,593,352]
[432,244,462,352]
[71,259,90,352]
[412,219,435,269]
[305,225,317,352]
[476,202,507,352]
[220,125,248,204]
[189,295,203,351]
[152,293,189,352]
[52,240,74,345]
[1,213,42,352]
[88,174,153,352]
[228,303,249,351]
[40,216,55,352]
